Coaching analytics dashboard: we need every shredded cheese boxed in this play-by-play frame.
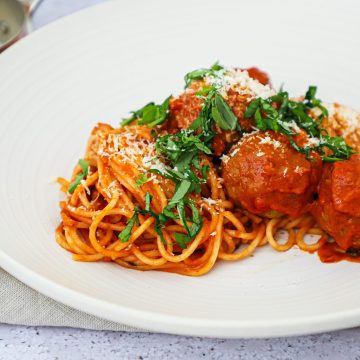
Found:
[97,128,170,178]
[80,180,91,195]
[206,67,276,100]
[220,154,230,164]
[259,136,281,149]
[230,148,239,157]
[305,136,321,147]
[202,197,217,205]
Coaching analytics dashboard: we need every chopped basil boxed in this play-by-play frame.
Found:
[177,199,191,236]
[137,192,166,243]
[184,62,223,88]
[188,200,202,238]
[123,189,203,247]
[211,93,238,130]
[195,86,216,97]
[155,129,212,173]
[318,133,355,162]
[68,159,89,194]
[130,173,204,246]
[118,210,139,242]
[121,96,171,127]
[244,87,355,162]
[144,191,152,211]
[172,200,203,248]
[305,86,329,118]
[148,85,234,244]
[121,102,154,126]
[135,173,148,188]
[168,180,192,207]
[192,87,240,133]
[173,233,191,249]
[289,139,312,160]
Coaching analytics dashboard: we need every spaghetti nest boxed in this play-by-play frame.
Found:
[56,123,327,276]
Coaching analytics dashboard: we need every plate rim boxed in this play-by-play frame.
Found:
[1,250,360,338]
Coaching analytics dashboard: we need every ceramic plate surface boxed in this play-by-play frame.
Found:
[0,0,359,338]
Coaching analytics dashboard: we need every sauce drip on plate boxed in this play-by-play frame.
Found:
[318,242,360,263]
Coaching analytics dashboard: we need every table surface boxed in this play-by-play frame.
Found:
[1,1,360,359]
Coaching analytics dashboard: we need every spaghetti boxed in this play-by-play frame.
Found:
[56,64,360,275]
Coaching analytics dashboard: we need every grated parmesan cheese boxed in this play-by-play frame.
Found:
[259,136,282,149]
[230,148,239,157]
[206,67,276,100]
[220,154,230,163]
[202,197,217,205]
[278,119,301,134]
[305,136,321,147]
[80,180,91,195]
[96,129,171,176]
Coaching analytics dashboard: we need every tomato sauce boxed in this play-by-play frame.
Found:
[222,131,322,217]
[318,242,360,263]
[246,67,270,85]
[311,155,360,250]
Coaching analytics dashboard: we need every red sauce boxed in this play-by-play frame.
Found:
[311,155,360,250]
[169,67,271,133]
[225,88,254,131]
[332,156,360,217]
[212,135,226,156]
[169,88,203,130]
[222,131,322,217]
[246,67,270,85]
[318,242,360,263]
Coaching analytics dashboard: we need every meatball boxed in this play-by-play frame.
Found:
[222,131,322,217]
[311,154,360,250]
[168,80,204,130]
[169,67,272,131]
[168,67,273,155]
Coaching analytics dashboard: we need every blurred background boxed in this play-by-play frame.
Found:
[32,0,104,29]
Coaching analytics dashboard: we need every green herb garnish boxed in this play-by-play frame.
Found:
[135,173,149,188]
[121,102,154,126]
[141,125,212,246]
[244,91,321,137]
[318,133,355,162]
[155,129,212,172]
[119,190,202,248]
[172,201,202,250]
[244,86,355,162]
[211,93,238,131]
[184,62,223,88]
[173,233,191,249]
[68,159,89,194]
[118,210,139,242]
[118,192,164,243]
[121,96,171,127]
[139,65,238,245]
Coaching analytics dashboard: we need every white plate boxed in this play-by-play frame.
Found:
[0,0,360,338]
